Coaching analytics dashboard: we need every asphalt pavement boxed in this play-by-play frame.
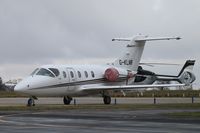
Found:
[0,109,200,133]
[0,97,200,132]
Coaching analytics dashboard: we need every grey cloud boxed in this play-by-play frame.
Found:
[0,0,199,86]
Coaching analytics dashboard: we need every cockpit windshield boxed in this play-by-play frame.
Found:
[36,68,55,77]
[49,68,60,77]
[30,68,39,76]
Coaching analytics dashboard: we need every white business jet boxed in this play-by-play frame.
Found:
[14,35,184,106]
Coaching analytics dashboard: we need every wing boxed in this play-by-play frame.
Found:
[81,84,185,92]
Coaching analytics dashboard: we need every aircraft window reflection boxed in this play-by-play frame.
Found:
[77,71,81,78]
[91,71,95,78]
[63,71,66,78]
[31,68,39,75]
[84,71,88,78]
[36,68,55,77]
[70,71,74,78]
[49,68,60,77]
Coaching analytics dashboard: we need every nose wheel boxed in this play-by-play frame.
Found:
[63,96,72,105]
[27,98,35,106]
[103,96,111,104]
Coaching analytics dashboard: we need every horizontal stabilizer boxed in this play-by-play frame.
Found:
[112,38,131,41]
[112,36,181,42]
[135,37,181,42]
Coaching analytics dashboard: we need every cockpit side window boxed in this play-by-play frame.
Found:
[36,68,55,77]
[30,68,39,75]
[49,68,60,77]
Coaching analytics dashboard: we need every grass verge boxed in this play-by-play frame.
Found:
[168,111,200,118]
[1,103,200,111]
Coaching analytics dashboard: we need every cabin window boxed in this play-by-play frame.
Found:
[84,71,88,78]
[77,71,81,78]
[49,68,60,77]
[91,71,95,78]
[63,71,66,78]
[70,71,74,78]
[36,68,55,77]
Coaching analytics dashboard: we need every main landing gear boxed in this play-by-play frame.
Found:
[63,96,72,105]
[103,96,111,104]
[27,98,35,106]
[27,96,37,106]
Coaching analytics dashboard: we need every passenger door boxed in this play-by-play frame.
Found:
[57,68,69,91]
[66,68,77,82]
[66,68,77,91]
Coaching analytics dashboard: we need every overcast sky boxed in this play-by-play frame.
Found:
[0,0,199,87]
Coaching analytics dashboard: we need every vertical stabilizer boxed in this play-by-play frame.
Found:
[112,35,181,72]
[113,35,146,71]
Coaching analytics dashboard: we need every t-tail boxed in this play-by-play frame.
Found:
[112,35,181,72]
[156,60,196,85]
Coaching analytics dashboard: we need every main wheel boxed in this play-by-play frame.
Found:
[63,96,72,105]
[103,96,111,104]
[27,98,35,106]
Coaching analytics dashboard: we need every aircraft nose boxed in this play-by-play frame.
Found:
[14,79,30,92]
[14,83,25,92]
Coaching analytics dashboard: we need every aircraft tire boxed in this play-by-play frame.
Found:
[27,98,35,106]
[63,96,72,105]
[103,96,111,104]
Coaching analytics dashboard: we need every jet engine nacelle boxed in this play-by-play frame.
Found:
[104,67,135,82]
[104,68,120,82]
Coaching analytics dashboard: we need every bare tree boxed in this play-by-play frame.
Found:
[0,77,2,85]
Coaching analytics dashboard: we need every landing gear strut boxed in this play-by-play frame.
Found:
[103,96,111,104]
[63,96,72,105]
[27,98,35,106]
